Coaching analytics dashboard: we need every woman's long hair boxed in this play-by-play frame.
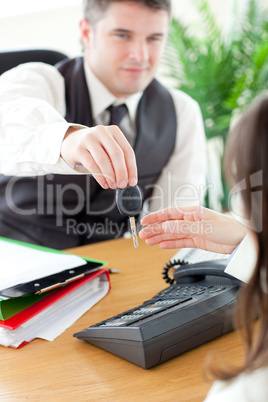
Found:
[209,94,268,380]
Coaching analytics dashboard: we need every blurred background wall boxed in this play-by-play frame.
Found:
[1,0,264,57]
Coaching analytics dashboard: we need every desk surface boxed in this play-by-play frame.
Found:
[0,238,244,402]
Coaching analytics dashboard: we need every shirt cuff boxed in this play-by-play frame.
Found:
[37,122,85,166]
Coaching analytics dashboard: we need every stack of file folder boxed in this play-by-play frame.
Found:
[0,237,110,348]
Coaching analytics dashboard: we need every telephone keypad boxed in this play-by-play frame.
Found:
[92,284,227,329]
[97,297,192,328]
[154,284,226,299]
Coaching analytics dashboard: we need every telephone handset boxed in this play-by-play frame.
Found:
[74,257,242,369]
[163,258,241,285]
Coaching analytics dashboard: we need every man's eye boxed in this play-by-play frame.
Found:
[148,36,162,43]
[116,33,129,39]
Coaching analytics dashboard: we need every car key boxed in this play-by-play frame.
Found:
[116,185,142,248]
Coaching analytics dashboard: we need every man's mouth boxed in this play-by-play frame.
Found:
[122,66,149,75]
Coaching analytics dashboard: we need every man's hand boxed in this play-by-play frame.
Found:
[61,125,138,189]
[139,206,247,254]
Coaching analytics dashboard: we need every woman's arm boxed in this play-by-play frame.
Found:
[139,206,247,254]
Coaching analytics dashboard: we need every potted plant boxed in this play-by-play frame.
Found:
[162,0,268,210]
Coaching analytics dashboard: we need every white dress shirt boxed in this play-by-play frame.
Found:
[205,366,268,401]
[0,60,207,212]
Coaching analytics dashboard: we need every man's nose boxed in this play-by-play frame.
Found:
[129,40,149,63]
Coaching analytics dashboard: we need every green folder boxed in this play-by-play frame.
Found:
[0,292,52,320]
[0,236,106,321]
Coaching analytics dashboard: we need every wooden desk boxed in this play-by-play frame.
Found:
[0,238,244,401]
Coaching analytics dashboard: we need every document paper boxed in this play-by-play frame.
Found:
[0,238,87,292]
[0,273,110,348]
[172,247,230,264]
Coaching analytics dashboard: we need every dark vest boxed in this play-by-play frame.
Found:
[0,57,177,249]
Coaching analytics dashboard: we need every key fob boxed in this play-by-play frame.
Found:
[116,185,142,216]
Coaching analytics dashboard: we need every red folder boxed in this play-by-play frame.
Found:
[0,269,110,330]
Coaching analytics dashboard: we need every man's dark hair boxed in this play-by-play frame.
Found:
[83,0,171,24]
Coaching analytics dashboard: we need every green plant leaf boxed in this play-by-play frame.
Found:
[162,0,268,209]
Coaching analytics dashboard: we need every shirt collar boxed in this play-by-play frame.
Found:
[83,61,143,122]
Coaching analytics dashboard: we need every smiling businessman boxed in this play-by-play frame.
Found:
[0,0,206,248]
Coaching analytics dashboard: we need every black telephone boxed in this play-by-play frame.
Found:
[74,259,242,369]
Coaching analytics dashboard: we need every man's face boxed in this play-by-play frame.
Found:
[81,1,169,98]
